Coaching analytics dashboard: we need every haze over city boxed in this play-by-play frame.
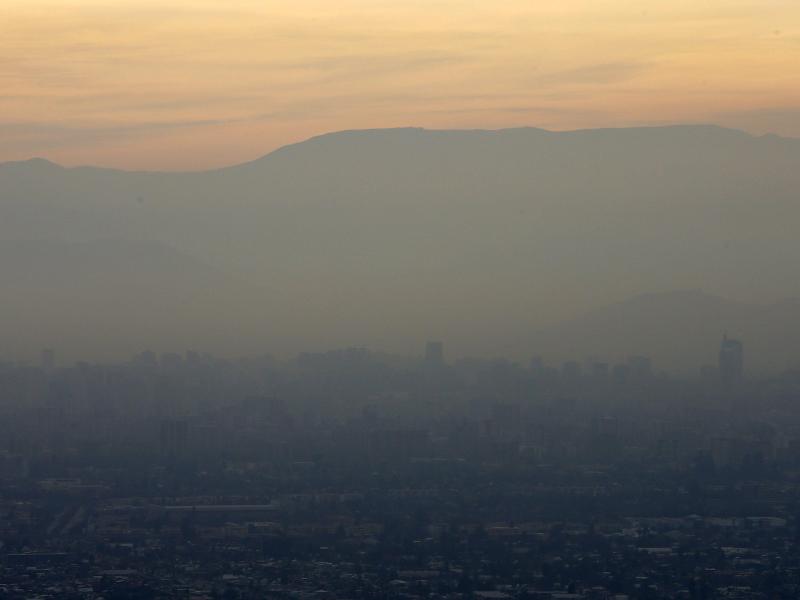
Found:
[3,3,800,598]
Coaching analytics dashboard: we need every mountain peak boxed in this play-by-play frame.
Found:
[236,123,771,170]
[0,157,63,171]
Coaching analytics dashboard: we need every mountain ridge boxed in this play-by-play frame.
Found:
[3,124,797,174]
[532,289,800,373]
[2,123,800,366]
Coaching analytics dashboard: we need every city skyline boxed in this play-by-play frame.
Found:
[2,3,799,598]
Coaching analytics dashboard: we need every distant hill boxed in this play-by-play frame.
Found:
[532,290,800,373]
[2,125,800,364]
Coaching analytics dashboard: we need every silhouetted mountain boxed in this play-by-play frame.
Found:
[533,290,800,373]
[2,125,800,363]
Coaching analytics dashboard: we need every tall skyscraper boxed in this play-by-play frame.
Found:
[529,356,544,376]
[424,341,444,367]
[160,419,189,459]
[628,355,652,379]
[41,349,55,374]
[561,360,582,381]
[719,335,744,383]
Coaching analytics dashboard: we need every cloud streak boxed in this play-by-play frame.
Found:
[1,0,798,168]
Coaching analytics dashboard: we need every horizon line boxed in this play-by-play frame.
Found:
[1,122,794,175]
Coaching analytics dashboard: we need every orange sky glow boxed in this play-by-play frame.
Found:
[2,0,799,170]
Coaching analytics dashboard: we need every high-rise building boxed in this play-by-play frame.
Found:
[424,341,444,367]
[160,419,189,459]
[591,362,610,380]
[628,355,652,379]
[41,349,55,374]
[561,360,582,381]
[529,356,544,376]
[719,335,744,383]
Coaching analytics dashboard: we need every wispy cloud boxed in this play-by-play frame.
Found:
[536,62,650,87]
[1,0,798,168]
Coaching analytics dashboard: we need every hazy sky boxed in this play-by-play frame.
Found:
[2,0,799,170]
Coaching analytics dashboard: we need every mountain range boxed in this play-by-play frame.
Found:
[2,125,799,368]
